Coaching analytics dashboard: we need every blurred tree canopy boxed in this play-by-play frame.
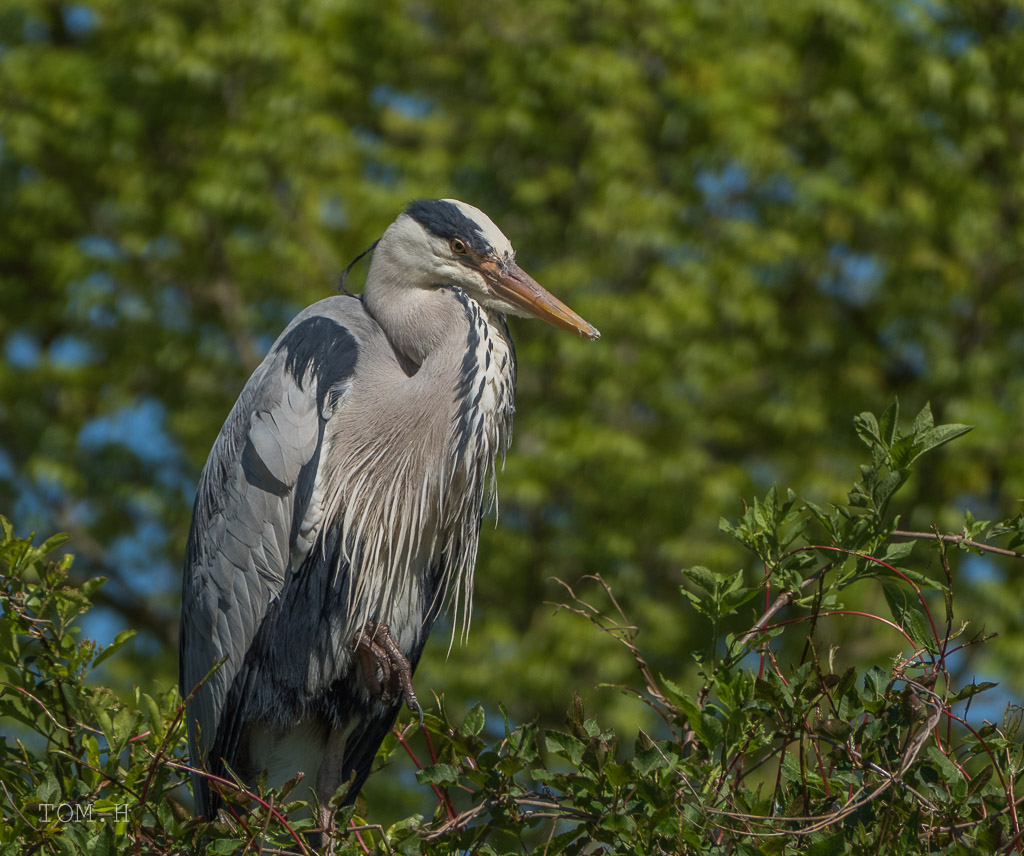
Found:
[2,0,1024,819]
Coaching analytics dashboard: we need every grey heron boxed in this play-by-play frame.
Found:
[179,199,599,828]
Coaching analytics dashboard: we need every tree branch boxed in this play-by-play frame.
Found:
[891,530,1024,560]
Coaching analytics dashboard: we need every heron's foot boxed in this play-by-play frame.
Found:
[352,622,422,722]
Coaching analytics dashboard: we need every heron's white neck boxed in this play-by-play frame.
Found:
[362,227,470,369]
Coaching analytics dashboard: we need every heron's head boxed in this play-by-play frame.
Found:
[373,199,599,341]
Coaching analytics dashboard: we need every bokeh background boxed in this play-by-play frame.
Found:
[3,0,1024,820]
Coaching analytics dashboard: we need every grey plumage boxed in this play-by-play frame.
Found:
[179,199,598,825]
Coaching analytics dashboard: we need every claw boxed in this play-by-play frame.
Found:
[353,639,383,695]
[351,622,422,721]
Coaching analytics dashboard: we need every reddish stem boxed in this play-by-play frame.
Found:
[162,760,312,855]
[945,711,1022,852]
[423,720,441,765]
[393,726,456,821]
[806,545,942,650]
[767,610,917,649]
[349,819,371,854]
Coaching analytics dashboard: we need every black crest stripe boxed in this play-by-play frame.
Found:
[405,199,493,255]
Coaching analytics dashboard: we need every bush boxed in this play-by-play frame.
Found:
[2,403,1023,855]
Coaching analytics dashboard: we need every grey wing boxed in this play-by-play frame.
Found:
[179,302,360,816]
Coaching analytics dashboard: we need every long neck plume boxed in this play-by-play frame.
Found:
[320,288,517,646]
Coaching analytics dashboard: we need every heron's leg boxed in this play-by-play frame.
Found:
[316,720,357,851]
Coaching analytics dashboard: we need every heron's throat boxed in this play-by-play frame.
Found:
[363,285,465,371]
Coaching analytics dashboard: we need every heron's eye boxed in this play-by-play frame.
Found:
[450,238,467,254]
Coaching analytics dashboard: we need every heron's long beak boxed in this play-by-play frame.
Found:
[481,260,600,341]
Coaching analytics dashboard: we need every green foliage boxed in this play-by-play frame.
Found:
[0,519,320,854]
[4,407,1024,854]
[5,0,1024,844]
[5,0,1024,749]
[379,405,1024,854]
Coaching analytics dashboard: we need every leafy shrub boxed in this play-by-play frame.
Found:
[2,404,1022,854]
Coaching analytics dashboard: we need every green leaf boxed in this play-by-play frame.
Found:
[35,532,71,559]
[815,717,852,741]
[881,581,935,651]
[38,770,60,804]
[755,676,789,708]
[805,500,837,536]
[911,401,934,436]
[967,764,994,798]
[912,423,974,461]
[870,561,943,590]
[881,539,914,564]
[461,702,485,737]
[926,745,964,782]
[545,827,583,855]
[385,813,424,843]
[699,713,724,748]
[545,731,584,767]
[80,576,107,598]
[863,667,889,700]
[92,629,136,670]
[682,566,721,594]
[948,681,999,704]
[91,824,115,856]
[872,469,908,513]
[52,838,77,856]
[661,676,702,723]
[415,763,460,787]
[834,666,858,699]
[603,761,632,787]
[634,743,670,776]
[805,831,847,856]
[854,411,883,449]
[141,692,163,737]
[878,400,900,446]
